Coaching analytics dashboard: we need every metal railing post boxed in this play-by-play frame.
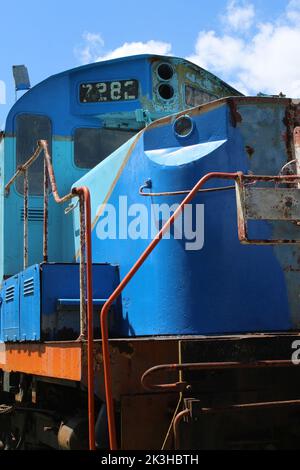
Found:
[23,169,29,269]
[79,195,87,339]
[5,141,96,450]
[100,171,242,450]
[43,158,49,262]
[72,187,95,451]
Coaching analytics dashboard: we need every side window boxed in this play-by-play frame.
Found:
[74,127,136,169]
[16,114,52,195]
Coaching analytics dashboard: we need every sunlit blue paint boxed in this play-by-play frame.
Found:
[75,99,292,336]
[2,55,238,281]
[73,135,139,255]
[145,140,227,166]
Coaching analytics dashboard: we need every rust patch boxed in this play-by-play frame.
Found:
[294,127,300,147]
[228,99,242,127]
[245,145,255,158]
[113,341,134,358]
[283,265,300,272]
[148,56,161,65]
[284,102,299,162]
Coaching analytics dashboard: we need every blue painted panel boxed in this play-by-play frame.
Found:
[74,98,295,336]
[1,274,20,341]
[41,263,120,340]
[0,137,4,284]
[0,263,120,342]
[1,139,85,279]
[20,264,40,341]
[41,263,119,315]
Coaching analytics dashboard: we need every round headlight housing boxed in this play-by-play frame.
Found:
[157,62,174,81]
[173,115,194,138]
[158,84,174,100]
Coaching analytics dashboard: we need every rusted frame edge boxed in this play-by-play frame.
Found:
[235,173,300,245]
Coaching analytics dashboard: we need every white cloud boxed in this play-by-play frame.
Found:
[95,40,172,62]
[0,80,6,105]
[286,0,300,24]
[74,32,104,64]
[187,1,300,97]
[222,0,255,32]
[188,31,244,73]
[75,33,172,65]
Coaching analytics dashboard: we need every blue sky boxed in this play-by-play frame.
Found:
[0,0,299,126]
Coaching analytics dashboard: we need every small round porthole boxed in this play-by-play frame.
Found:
[173,115,194,138]
[158,83,174,100]
[157,62,174,81]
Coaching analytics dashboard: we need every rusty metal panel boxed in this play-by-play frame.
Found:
[244,187,300,220]
[235,176,300,244]
[121,394,178,450]
[83,338,180,402]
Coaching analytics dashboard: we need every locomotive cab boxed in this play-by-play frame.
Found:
[0,54,241,281]
[0,55,241,341]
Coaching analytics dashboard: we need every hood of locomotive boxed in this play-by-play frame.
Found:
[73,96,300,336]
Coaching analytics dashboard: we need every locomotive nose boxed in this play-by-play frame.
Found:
[143,106,229,168]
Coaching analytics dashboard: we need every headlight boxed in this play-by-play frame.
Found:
[173,115,194,138]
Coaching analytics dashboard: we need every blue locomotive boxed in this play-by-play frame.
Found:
[0,54,300,450]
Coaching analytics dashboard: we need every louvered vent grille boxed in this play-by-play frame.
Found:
[23,277,34,296]
[5,286,15,302]
[20,208,44,222]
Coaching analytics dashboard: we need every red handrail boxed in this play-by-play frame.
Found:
[5,141,96,450]
[100,171,241,450]
[73,187,95,450]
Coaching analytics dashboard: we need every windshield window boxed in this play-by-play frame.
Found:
[16,114,52,195]
[74,127,136,169]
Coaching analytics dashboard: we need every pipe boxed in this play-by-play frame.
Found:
[72,186,95,451]
[100,171,242,450]
[141,360,296,392]
[42,142,95,450]
[43,158,49,262]
[78,196,87,339]
[173,409,190,450]
[5,145,43,195]
[4,140,95,450]
[39,141,90,341]
[294,127,300,189]
[39,141,73,204]
[196,399,300,414]
[138,174,300,199]
[23,169,28,269]
[139,184,236,197]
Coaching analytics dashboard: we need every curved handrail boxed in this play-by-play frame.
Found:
[72,186,95,451]
[100,171,242,450]
[141,360,295,392]
[4,140,96,450]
